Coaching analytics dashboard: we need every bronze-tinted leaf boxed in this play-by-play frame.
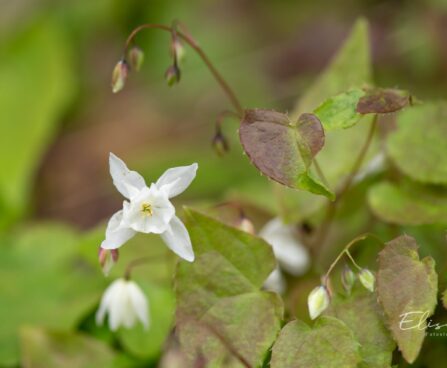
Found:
[377,235,438,363]
[357,88,410,114]
[270,317,361,368]
[239,109,333,199]
[295,113,325,156]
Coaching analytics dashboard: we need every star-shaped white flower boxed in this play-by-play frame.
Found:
[96,278,149,330]
[259,217,310,293]
[101,153,197,262]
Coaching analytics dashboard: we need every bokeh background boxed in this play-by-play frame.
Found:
[1,0,447,367]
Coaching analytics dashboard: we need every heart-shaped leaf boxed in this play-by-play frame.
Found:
[387,102,447,185]
[239,109,334,199]
[270,316,361,368]
[175,208,283,367]
[377,235,438,363]
[368,181,447,225]
[326,287,395,368]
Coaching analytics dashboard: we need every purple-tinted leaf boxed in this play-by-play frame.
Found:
[357,88,410,114]
[239,109,333,199]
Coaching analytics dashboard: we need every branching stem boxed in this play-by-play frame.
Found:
[124,23,244,116]
[323,233,383,285]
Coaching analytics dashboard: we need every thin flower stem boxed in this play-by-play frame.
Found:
[124,23,244,116]
[312,116,378,251]
[345,250,362,271]
[323,233,383,284]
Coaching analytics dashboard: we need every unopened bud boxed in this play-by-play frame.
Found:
[358,268,375,292]
[212,132,229,156]
[171,38,186,63]
[308,285,330,320]
[98,247,119,276]
[239,217,255,234]
[128,46,144,71]
[111,60,129,93]
[165,64,181,86]
[341,264,356,294]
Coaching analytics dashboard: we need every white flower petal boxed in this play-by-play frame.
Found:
[108,280,128,331]
[155,163,198,198]
[101,210,136,249]
[259,217,310,276]
[263,267,286,294]
[122,185,175,234]
[127,281,150,329]
[96,279,123,328]
[161,216,194,262]
[109,152,147,199]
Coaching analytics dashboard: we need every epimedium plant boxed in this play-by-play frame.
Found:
[96,18,447,367]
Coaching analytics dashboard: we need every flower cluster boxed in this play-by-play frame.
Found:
[307,265,376,320]
[96,153,198,331]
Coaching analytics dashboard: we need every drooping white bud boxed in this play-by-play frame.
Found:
[128,46,144,71]
[98,247,119,276]
[308,285,330,320]
[96,278,149,331]
[358,268,375,292]
[111,60,129,93]
[341,264,356,294]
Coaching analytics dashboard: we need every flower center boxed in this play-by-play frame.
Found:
[141,202,153,216]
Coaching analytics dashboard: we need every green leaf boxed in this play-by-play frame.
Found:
[387,102,447,185]
[175,208,283,367]
[270,316,361,368]
[19,327,134,368]
[377,235,438,363]
[239,109,334,199]
[292,18,372,117]
[314,88,365,130]
[0,18,75,228]
[368,181,447,225]
[0,224,105,366]
[356,88,410,114]
[325,287,396,368]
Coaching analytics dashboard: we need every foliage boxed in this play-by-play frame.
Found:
[1,2,447,367]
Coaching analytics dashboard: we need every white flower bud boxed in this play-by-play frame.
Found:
[341,264,356,294]
[128,46,144,71]
[96,278,149,331]
[111,60,129,93]
[358,268,375,292]
[308,285,330,320]
[98,247,119,276]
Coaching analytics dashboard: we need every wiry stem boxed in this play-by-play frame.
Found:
[323,233,383,285]
[124,24,244,116]
[312,116,378,251]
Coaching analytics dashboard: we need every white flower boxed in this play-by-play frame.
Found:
[96,278,149,331]
[308,285,330,320]
[101,153,197,262]
[259,217,310,293]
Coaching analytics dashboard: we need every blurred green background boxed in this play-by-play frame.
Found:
[1,0,447,367]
